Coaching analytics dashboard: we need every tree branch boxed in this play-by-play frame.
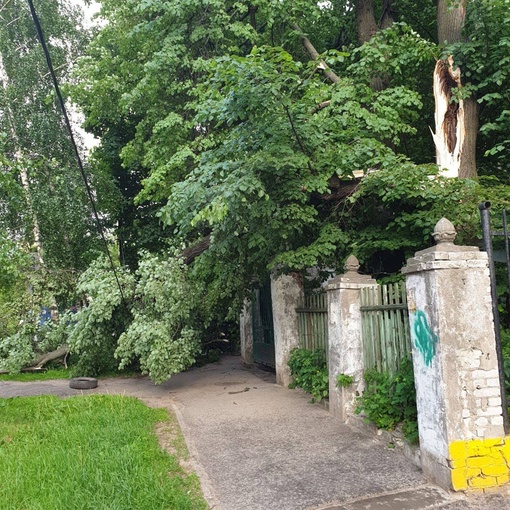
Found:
[291,23,340,84]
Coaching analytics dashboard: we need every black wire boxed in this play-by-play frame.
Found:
[26,0,126,302]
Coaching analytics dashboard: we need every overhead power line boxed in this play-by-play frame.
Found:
[26,0,126,302]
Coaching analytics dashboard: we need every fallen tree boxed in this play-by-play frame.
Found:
[0,344,69,374]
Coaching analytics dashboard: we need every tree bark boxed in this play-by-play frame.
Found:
[0,345,70,374]
[356,0,379,44]
[434,0,477,178]
[291,23,340,84]
[380,0,397,30]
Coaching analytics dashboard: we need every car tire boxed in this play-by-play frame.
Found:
[69,377,98,390]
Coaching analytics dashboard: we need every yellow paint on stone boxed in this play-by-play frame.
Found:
[448,437,510,491]
[467,456,492,468]
[449,441,468,460]
[468,476,498,489]
[482,465,509,477]
[451,469,468,491]
[484,438,504,448]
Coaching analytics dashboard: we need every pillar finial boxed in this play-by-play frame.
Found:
[344,254,360,274]
[433,218,457,245]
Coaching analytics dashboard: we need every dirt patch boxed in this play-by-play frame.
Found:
[154,413,195,475]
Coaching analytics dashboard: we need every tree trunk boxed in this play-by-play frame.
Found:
[380,0,397,30]
[356,0,379,44]
[355,0,393,91]
[0,345,70,374]
[434,0,477,178]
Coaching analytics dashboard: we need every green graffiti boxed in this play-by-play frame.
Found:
[412,310,438,367]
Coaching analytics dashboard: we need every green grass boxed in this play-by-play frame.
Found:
[0,368,141,382]
[0,368,72,381]
[0,395,208,510]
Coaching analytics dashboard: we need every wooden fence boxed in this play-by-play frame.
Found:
[296,292,328,356]
[360,282,411,374]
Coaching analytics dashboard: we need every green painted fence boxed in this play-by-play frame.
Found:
[296,292,328,357]
[360,282,411,374]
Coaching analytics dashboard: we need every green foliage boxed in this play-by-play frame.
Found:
[288,348,329,403]
[0,1,99,273]
[68,257,135,377]
[37,310,75,353]
[116,251,201,384]
[449,0,510,176]
[501,329,510,395]
[356,358,419,444]
[336,373,354,388]
[0,368,71,382]
[0,323,36,373]
[0,395,207,509]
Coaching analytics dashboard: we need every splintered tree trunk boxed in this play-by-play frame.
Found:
[434,0,477,178]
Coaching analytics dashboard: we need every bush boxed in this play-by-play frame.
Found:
[287,348,329,403]
[355,357,418,443]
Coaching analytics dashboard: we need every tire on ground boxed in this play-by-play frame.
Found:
[69,377,98,390]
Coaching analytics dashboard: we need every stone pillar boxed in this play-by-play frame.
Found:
[271,272,304,387]
[240,299,253,366]
[403,218,509,491]
[327,255,377,422]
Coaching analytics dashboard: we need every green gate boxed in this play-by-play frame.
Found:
[252,281,275,368]
[360,281,411,374]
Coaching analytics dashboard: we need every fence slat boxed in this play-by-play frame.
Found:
[296,291,328,358]
[360,282,411,374]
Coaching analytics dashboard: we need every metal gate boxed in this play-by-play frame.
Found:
[252,281,275,368]
[479,202,510,431]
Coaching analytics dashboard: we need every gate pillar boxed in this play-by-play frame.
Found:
[326,256,377,422]
[240,299,253,366]
[403,218,509,491]
[271,271,304,387]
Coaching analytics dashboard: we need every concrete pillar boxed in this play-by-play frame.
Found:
[403,218,509,491]
[271,271,304,387]
[240,299,253,366]
[327,255,377,422]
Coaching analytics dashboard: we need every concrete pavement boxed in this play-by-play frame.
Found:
[1,355,509,509]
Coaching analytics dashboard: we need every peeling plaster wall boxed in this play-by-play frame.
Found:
[240,300,253,365]
[327,271,376,422]
[271,272,304,387]
[404,242,507,491]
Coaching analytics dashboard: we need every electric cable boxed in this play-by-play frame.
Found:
[26,0,126,302]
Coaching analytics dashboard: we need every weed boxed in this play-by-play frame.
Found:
[355,357,419,444]
[288,348,329,403]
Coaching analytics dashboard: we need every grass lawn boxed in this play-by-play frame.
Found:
[0,394,208,510]
[0,368,141,382]
[0,368,72,381]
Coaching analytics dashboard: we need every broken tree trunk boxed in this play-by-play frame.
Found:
[434,0,477,179]
[431,58,478,179]
[0,344,70,374]
[431,57,465,178]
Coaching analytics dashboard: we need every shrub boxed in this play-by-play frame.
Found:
[355,357,418,443]
[287,347,329,403]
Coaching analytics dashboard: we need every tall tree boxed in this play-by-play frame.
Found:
[0,0,101,307]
